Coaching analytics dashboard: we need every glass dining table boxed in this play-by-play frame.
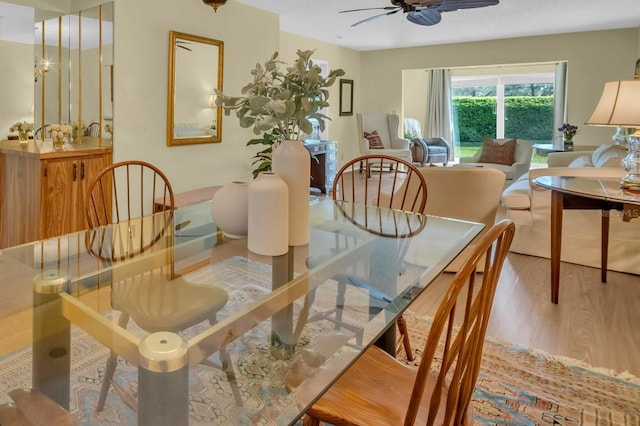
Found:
[0,197,482,425]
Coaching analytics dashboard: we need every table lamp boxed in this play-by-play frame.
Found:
[585,79,640,190]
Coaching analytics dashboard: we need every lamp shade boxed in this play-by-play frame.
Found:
[585,80,640,127]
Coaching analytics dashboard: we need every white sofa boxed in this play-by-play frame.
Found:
[501,143,640,275]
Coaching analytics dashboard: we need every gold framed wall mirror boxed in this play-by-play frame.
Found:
[167,30,224,146]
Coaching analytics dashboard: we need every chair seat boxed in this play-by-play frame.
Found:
[426,146,448,155]
[112,273,229,332]
[304,346,473,426]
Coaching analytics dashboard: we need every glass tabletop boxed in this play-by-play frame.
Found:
[0,198,483,425]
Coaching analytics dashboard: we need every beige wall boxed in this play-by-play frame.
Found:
[111,1,363,191]
[361,28,640,151]
[111,0,279,193]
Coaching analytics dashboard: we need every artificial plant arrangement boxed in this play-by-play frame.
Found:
[215,49,344,177]
[9,121,34,140]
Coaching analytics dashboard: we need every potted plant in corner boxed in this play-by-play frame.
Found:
[216,49,344,246]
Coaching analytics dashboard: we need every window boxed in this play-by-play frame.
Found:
[450,63,559,163]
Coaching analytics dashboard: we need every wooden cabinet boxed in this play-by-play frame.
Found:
[0,140,112,248]
[304,140,337,194]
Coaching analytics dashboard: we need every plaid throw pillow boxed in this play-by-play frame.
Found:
[364,131,385,149]
[478,137,516,166]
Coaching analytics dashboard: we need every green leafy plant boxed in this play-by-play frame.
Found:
[215,49,345,141]
[246,128,281,179]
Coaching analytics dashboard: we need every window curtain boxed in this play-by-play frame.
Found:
[425,68,454,158]
[553,61,568,149]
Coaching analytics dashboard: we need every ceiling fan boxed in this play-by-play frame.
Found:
[340,0,499,27]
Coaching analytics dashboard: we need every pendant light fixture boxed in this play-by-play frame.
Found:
[202,0,226,12]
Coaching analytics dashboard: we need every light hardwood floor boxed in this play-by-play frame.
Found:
[410,248,640,378]
[334,168,640,378]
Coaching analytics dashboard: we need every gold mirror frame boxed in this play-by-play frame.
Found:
[167,31,224,146]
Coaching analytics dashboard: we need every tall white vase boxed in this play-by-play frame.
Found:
[271,140,310,246]
[210,181,249,239]
[248,172,289,256]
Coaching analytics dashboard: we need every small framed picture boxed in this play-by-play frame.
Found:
[339,79,354,116]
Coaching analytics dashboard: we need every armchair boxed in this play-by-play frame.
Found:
[356,113,412,163]
[403,117,451,166]
[457,138,533,183]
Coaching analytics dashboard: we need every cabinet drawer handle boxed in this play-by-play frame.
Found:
[72,163,77,181]
[81,162,85,180]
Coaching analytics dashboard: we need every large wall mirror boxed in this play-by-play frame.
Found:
[167,30,223,146]
[34,2,113,143]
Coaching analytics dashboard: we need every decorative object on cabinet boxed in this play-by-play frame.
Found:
[0,142,113,248]
[247,172,288,256]
[167,31,224,146]
[49,124,73,148]
[9,121,33,144]
[339,79,354,116]
[210,181,250,239]
[304,140,337,194]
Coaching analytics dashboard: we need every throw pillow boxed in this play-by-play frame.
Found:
[364,130,384,149]
[478,137,516,166]
[568,155,594,168]
[591,143,626,167]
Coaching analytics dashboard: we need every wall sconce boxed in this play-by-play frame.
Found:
[202,0,226,12]
[34,57,52,82]
[206,93,216,108]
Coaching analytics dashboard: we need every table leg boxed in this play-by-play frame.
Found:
[138,332,188,426]
[550,191,563,304]
[32,271,71,410]
[601,210,609,283]
[271,249,295,359]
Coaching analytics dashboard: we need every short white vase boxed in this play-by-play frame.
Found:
[248,172,289,256]
[271,140,310,246]
[210,181,249,239]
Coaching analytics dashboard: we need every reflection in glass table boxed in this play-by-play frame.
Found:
[0,198,482,425]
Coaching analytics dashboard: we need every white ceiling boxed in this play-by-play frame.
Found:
[235,0,640,51]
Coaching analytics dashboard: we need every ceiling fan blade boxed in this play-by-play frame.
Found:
[351,8,402,27]
[436,0,499,11]
[407,8,442,25]
[340,6,401,13]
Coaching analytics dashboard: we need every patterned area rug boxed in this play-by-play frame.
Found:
[400,312,640,425]
[1,256,639,425]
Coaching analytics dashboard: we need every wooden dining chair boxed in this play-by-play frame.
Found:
[85,161,236,412]
[84,122,100,137]
[324,154,428,360]
[0,388,77,426]
[301,219,515,426]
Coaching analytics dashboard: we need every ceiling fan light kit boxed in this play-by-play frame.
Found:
[342,0,500,27]
[203,0,226,12]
